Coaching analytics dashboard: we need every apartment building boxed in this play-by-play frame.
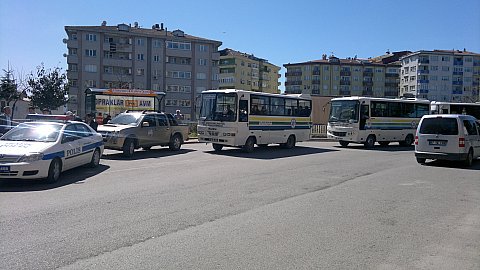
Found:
[64,21,222,120]
[399,49,480,102]
[284,54,401,98]
[218,48,280,94]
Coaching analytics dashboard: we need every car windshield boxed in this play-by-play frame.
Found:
[108,113,142,125]
[419,118,459,135]
[0,122,62,142]
[329,100,359,123]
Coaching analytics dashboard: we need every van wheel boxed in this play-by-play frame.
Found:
[416,157,426,164]
[400,134,414,146]
[379,141,390,146]
[212,143,223,151]
[122,138,135,157]
[464,149,474,167]
[339,141,349,147]
[169,134,182,151]
[243,137,256,153]
[364,135,376,148]
[45,158,62,184]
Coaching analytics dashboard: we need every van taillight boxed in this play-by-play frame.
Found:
[415,135,418,145]
[459,138,465,147]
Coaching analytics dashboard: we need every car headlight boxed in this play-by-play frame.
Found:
[18,153,44,162]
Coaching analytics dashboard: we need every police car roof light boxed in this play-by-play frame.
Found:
[26,114,70,123]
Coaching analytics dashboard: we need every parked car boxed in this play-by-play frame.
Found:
[97,111,189,157]
[415,114,480,166]
[0,119,104,183]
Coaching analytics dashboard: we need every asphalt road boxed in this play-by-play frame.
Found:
[1,141,479,270]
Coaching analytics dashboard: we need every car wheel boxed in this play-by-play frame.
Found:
[416,157,426,164]
[122,138,135,157]
[169,134,182,151]
[243,137,255,153]
[339,140,349,147]
[379,141,390,146]
[464,149,474,167]
[212,143,223,151]
[46,158,62,184]
[400,134,414,146]
[282,135,296,149]
[364,135,376,148]
[89,148,101,168]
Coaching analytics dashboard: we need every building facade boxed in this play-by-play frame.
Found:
[64,22,222,120]
[399,50,480,102]
[284,55,401,98]
[218,48,280,94]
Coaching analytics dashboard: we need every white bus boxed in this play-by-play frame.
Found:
[198,89,312,152]
[327,96,430,148]
[430,101,480,119]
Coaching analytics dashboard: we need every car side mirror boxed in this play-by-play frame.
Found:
[141,121,150,127]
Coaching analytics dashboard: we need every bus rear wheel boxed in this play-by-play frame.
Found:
[281,135,296,149]
[399,134,414,146]
[212,143,223,151]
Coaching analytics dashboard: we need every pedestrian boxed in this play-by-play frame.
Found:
[28,106,36,115]
[0,106,13,135]
[66,111,82,121]
[85,113,98,131]
[174,110,184,122]
[42,108,51,115]
[103,114,112,124]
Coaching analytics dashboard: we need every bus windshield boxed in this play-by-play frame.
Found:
[329,100,359,123]
[200,93,237,122]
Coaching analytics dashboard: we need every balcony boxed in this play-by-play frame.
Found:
[453,60,463,66]
[67,55,78,64]
[66,39,78,48]
[340,80,351,85]
[473,81,480,86]
[103,58,133,68]
[384,91,398,97]
[312,70,321,75]
[419,59,429,64]
[385,82,398,87]
[311,80,321,85]
[67,72,78,80]
[452,90,463,95]
[453,71,463,76]
[285,71,302,77]
[385,73,399,78]
[452,81,463,85]
[418,70,429,74]
[284,81,302,86]
[102,73,133,82]
[363,81,373,87]
[417,80,429,84]
[103,43,133,53]
[340,71,351,76]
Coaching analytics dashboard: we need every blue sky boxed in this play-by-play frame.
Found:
[1,0,479,90]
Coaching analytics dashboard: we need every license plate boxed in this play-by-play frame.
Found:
[0,166,10,172]
[429,140,447,146]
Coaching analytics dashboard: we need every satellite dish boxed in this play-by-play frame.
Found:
[62,38,68,44]
[63,53,68,57]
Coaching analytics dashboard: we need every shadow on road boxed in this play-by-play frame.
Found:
[421,159,480,170]
[335,144,415,152]
[0,164,110,192]
[205,145,337,160]
[102,148,195,160]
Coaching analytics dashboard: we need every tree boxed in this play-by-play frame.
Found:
[0,67,20,106]
[28,64,69,111]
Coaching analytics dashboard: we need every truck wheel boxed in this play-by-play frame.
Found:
[212,143,223,151]
[243,137,255,153]
[122,138,135,157]
[169,134,182,151]
[339,141,349,147]
[45,158,62,184]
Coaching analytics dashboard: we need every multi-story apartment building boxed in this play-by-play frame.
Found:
[399,50,480,102]
[64,21,222,120]
[218,48,280,94]
[284,54,401,98]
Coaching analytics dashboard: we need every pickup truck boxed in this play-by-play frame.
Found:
[97,111,189,157]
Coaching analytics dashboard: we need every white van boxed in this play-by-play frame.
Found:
[415,114,480,166]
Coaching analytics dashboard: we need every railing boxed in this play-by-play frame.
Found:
[311,124,327,138]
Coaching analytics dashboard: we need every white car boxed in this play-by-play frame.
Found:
[415,114,480,166]
[0,119,104,183]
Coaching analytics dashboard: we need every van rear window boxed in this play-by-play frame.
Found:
[419,118,458,135]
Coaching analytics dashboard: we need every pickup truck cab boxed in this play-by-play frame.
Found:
[97,111,189,157]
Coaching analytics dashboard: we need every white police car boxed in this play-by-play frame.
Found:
[0,116,104,183]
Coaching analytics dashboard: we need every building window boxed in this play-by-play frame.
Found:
[85,80,96,88]
[431,55,438,61]
[199,44,207,52]
[69,80,78,87]
[431,66,438,71]
[153,39,162,48]
[441,56,450,62]
[153,55,160,62]
[104,66,113,74]
[137,54,144,61]
[136,69,145,76]
[152,83,160,91]
[70,33,77,40]
[84,64,97,73]
[166,41,191,50]
[196,73,206,80]
[85,49,96,57]
[86,34,96,41]
[442,76,450,81]
[323,66,329,71]
[442,66,449,71]
[136,38,144,46]
[68,48,77,55]
[199,59,207,66]
[68,64,78,72]
[464,57,472,62]
[166,71,191,79]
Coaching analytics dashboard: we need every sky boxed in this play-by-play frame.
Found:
[1,0,479,91]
